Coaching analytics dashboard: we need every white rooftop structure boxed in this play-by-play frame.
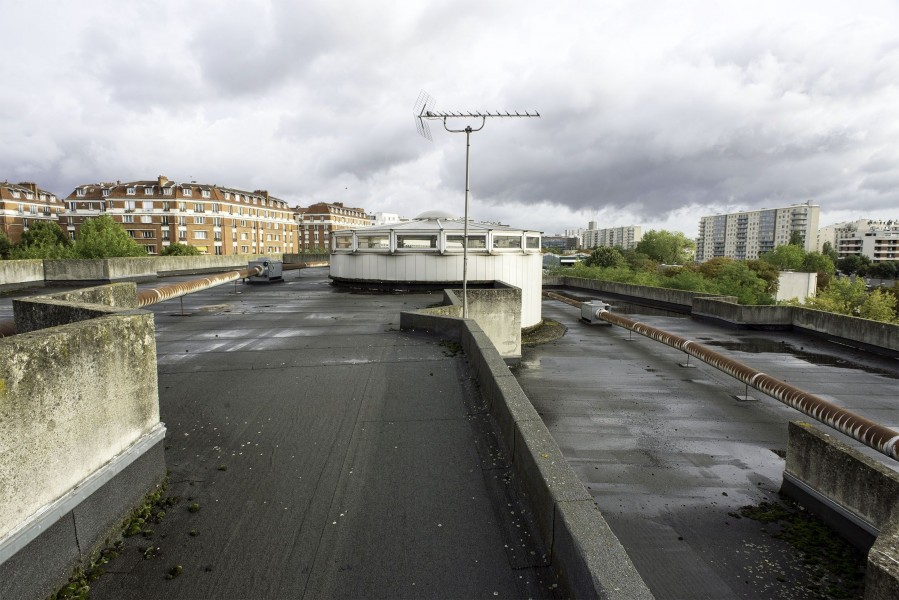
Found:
[330,211,543,327]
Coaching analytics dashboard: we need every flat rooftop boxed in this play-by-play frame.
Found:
[520,294,899,599]
[84,268,560,599]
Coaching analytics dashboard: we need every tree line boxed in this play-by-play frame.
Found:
[0,217,201,259]
[555,229,898,323]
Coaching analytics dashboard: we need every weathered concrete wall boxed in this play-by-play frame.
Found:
[154,254,270,276]
[692,297,794,328]
[784,422,899,532]
[0,285,166,599]
[868,520,899,600]
[550,276,898,354]
[43,259,121,282]
[282,253,330,265]
[445,284,522,358]
[0,259,44,290]
[556,276,712,310]
[0,313,160,542]
[398,310,652,599]
[13,283,139,334]
[43,255,274,283]
[792,308,899,353]
[781,422,899,599]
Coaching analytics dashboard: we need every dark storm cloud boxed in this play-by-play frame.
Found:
[3,0,899,236]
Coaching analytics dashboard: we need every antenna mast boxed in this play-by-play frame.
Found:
[413,91,540,318]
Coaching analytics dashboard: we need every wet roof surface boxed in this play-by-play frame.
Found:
[78,269,559,599]
[515,296,899,599]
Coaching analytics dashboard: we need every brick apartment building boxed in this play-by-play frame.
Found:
[295,202,369,251]
[0,181,65,243]
[62,176,297,256]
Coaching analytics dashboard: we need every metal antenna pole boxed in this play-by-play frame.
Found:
[413,91,539,319]
[462,126,472,318]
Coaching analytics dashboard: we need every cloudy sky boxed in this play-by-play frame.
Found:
[3,1,898,237]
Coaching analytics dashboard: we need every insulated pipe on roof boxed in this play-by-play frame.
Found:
[0,262,331,336]
[136,261,329,308]
[136,266,262,308]
[544,291,899,461]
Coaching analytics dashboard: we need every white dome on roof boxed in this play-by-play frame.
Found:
[415,209,457,219]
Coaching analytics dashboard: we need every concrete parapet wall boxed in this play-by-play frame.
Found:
[792,308,899,353]
[692,297,794,327]
[43,258,152,283]
[0,313,161,533]
[549,277,898,354]
[0,285,165,598]
[43,255,274,283]
[13,283,139,334]
[282,253,330,265]
[444,284,522,359]
[154,254,271,276]
[782,422,899,600]
[868,521,899,600]
[399,309,652,599]
[0,259,44,290]
[557,276,711,310]
[784,422,899,533]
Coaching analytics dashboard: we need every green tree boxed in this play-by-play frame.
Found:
[867,261,898,280]
[858,289,897,322]
[9,221,73,259]
[72,215,148,258]
[789,230,805,246]
[800,251,836,289]
[711,261,773,305]
[837,255,871,275]
[0,231,12,259]
[585,246,626,268]
[746,259,780,295]
[760,244,805,271]
[821,241,839,264]
[696,257,737,279]
[623,250,659,273]
[634,230,695,265]
[804,277,868,315]
[161,242,202,256]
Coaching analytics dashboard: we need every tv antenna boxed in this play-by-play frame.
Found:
[413,90,539,318]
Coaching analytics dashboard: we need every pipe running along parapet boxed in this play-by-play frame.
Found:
[544,291,899,461]
[0,262,329,335]
[134,262,322,308]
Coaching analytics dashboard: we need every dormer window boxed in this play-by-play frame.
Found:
[76,189,85,197]
[202,190,210,198]
[127,187,136,195]
[182,188,192,196]
[102,189,110,197]
[10,190,19,198]
[25,193,33,200]
[224,192,231,200]
[144,187,153,195]
[163,188,173,196]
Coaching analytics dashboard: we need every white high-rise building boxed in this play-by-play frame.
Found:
[695,202,820,263]
[582,225,643,250]
[818,219,899,262]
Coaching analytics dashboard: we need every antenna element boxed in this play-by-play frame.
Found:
[412,90,540,318]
